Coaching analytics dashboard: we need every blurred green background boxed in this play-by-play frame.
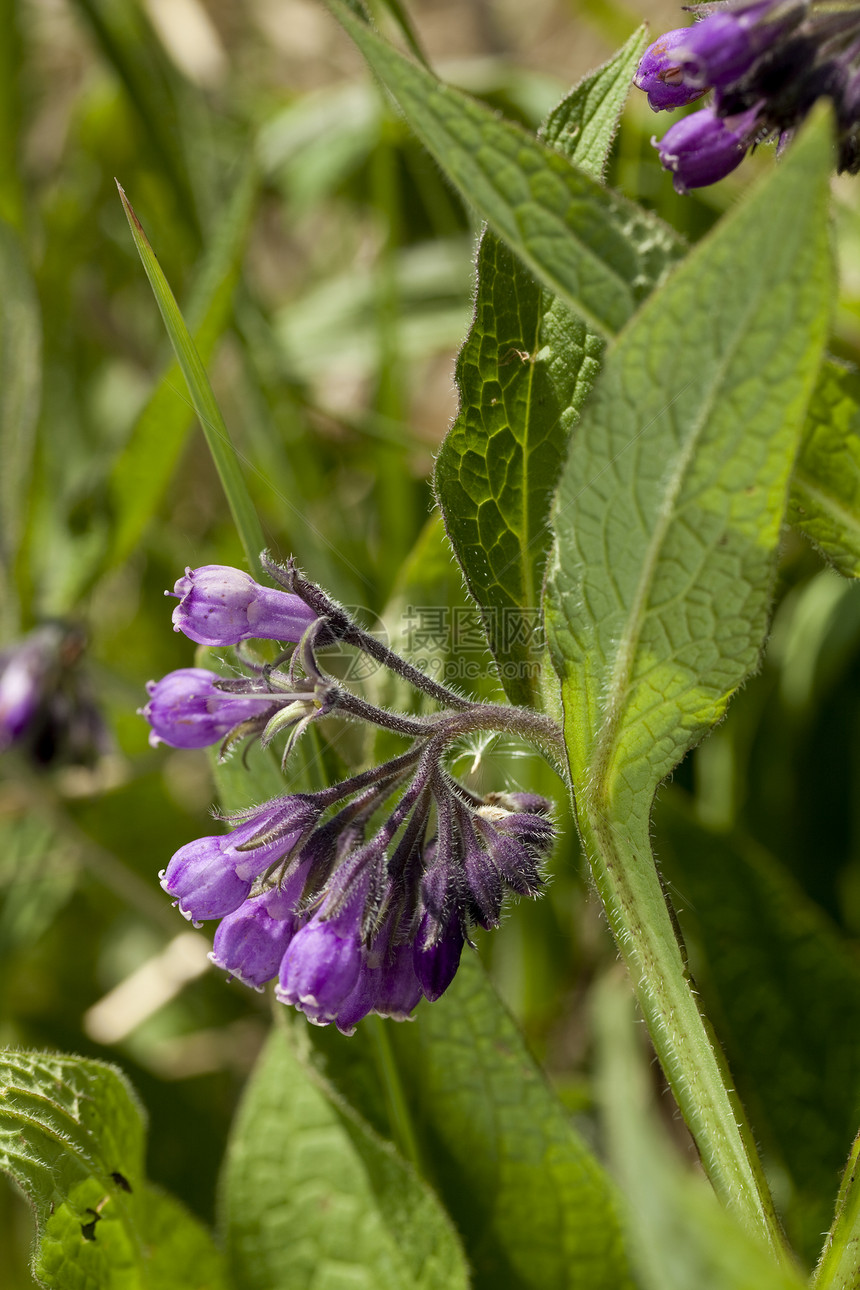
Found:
[4,0,860,1281]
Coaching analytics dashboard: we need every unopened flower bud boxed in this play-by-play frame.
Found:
[655,105,759,192]
[634,28,707,109]
[169,565,318,646]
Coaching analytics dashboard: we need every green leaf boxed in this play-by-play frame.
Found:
[593,973,807,1290]
[435,33,647,705]
[813,1132,860,1290]
[0,1049,226,1290]
[220,1020,469,1290]
[384,953,634,1290]
[655,790,860,1264]
[321,0,680,337]
[544,110,833,1246]
[108,164,257,568]
[0,218,41,630]
[117,182,267,578]
[788,360,860,577]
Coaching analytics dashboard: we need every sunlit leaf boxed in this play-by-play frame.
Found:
[435,32,648,704]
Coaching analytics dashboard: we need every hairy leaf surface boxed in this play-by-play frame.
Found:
[790,360,860,577]
[322,0,679,337]
[0,1050,225,1289]
[545,111,832,816]
[436,34,647,705]
[220,1021,469,1290]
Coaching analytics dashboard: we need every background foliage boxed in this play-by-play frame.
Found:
[4,0,860,1286]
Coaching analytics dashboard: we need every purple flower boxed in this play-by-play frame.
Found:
[634,28,709,110]
[141,668,280,749]
[276,905,366,1029]
[161,794,319,923]
[654,105,760,192]
[677,1,806,89]
[0,644,45,749]
[210,882,305,988]
[169,565,318,647]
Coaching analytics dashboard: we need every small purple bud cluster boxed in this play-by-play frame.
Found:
[143,557,561,1034]
[634,0,860,190]
[0,623,107,768]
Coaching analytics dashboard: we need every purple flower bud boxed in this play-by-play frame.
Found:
[162,794,318,922]
[654,105,760,192]
[634,29,708,110]
[677,1,805,89]
[0,647,44,748]
[276,906,365,1026]
[210,883,304,989]
[169,565,318,647]
[160,835,255,922]
[141,668,278,749]
[413,917,464,1001]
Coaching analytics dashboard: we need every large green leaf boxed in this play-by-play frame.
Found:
[220,1021,469,1290]
[0,219,41,630]
[384,953,634,1290]
[789,359,860,577]
[655,791,860,1264]
[544,111,833,1242]
[0,1049,225,1289]
[594,973,807,1290]
[321,0,679,337]
[435,34,647,706]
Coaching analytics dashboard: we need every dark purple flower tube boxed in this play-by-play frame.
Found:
[169,565,318,647]
[634,28,708,110]
[677,1,805,89]
[654,105,760,192]
[141,668,278,749]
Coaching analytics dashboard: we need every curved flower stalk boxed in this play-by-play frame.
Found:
[143,555,563,1034]
[635,0,860,189]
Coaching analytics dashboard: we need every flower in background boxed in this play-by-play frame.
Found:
[635,0,860,189]
[144,559,562,1034]
[0,623,107,768]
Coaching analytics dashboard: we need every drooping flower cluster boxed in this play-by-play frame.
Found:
[0,623,107,767]
[142,559,561,1034]
[634,0,860,191]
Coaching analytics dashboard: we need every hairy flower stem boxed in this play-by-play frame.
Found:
[264,554,473,711]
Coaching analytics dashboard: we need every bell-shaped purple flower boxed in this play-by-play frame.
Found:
[142,668,279,749]
[160,834,255,923]
[276,904,366,1029]
[162,794,320,923]
[655,105,760,192]
[210,881,306,989]
[169,565,318,647]
[634,28,708,110]
[677,1,806,89]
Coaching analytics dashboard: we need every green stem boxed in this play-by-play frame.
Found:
[812,1131,860,1290]
[117,182,267,578]
[577,799,789,1262]
[367,1015,422,1172]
